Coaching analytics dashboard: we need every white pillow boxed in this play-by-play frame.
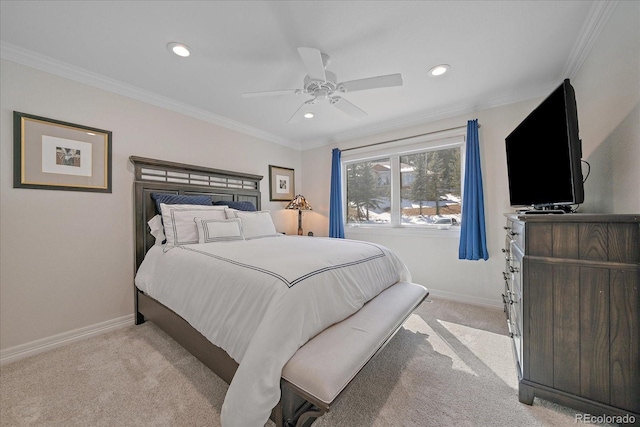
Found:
[194,217,245,243]
[160,204,227,245]
[227,210,277,240]
[148,214,166,246]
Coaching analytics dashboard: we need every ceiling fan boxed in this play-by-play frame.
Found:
[242,47,403,123]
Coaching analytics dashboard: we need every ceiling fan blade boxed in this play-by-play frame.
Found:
[241,89,300,98]
[330,96,368,120]
[297,47,327,82]
[338,73,403,93]
[288,100,316,124]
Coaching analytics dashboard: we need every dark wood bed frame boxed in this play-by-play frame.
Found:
[130,156,426,426]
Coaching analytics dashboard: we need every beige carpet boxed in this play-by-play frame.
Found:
[0,298,609,427]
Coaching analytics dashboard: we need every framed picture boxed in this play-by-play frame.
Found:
[14,112,112,193]
[269,165,295,201]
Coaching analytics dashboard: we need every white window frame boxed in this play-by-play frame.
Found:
[341,128,466,235]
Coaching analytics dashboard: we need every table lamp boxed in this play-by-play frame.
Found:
[286,195,312,235]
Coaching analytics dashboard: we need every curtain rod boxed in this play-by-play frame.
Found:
[340,123,480,153]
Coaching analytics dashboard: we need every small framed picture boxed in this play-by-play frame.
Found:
[14,112,112,193]
[269,165,295,201]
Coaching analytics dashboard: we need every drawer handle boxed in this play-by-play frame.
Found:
[509,231,519,236]
[509,266,519,273]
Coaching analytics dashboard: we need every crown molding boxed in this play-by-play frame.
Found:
[0,40,563,153]
[0,41,301,150]
[561,0,619,80]
[0,40,554,153]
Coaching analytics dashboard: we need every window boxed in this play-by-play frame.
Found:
[343,131,465,230]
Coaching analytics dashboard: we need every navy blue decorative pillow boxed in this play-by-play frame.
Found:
[151,193,212,214]
[213,200,256,211]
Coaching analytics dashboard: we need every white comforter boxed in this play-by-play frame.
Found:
[135,235,411,427]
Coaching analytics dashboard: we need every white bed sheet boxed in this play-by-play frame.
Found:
[135,235,411,427]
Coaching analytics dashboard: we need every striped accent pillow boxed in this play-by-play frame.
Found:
[213,200,256,211]
[151,193,212,214]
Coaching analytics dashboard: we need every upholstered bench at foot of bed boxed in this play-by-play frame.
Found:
[278,281,429,427]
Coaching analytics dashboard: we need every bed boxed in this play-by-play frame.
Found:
[130,156,428,427]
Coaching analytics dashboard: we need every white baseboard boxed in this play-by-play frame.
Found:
[426,289,504,309]
[0,314,134,366]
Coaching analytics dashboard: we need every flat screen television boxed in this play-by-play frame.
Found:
[505,79,584,211]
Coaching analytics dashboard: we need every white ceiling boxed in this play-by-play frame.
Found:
[1,1,611,150]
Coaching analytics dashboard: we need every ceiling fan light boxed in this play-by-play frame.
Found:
[168,42,191,57]
[303,112,314,119]
[428,64,450,77]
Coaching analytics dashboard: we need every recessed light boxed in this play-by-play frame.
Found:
[167,42,191,57]
[428,64,450,77]
[303,112,314,119]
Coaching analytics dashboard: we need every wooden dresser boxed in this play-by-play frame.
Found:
[502,213,639,420]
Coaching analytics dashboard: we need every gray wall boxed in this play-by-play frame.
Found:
[572,0,639,214]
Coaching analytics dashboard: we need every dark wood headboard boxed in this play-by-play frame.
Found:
[130,156,263,272]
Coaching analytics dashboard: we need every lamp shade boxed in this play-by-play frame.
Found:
[286,195,312,211]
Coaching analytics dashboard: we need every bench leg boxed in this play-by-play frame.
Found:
[279,398,326,427]
[294,406,324,427]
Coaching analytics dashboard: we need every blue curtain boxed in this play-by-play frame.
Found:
[459,119,489,260]
[329,148,345,238]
